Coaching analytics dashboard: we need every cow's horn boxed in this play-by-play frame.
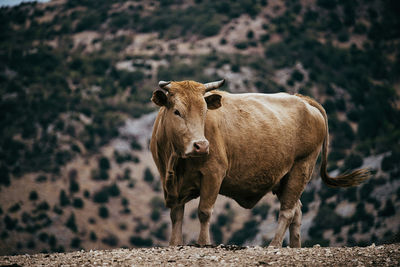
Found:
[204,79,225,92]
[159,81,171,91]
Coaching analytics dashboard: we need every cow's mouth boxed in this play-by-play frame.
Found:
[182,151,209,158]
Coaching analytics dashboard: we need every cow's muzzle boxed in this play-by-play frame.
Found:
[185,140,209,157]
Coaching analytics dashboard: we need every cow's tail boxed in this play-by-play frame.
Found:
[296,94,370,188]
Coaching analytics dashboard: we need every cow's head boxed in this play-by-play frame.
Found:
[151,79,225,158]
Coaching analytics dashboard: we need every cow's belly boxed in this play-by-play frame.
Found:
[219,162,290,209]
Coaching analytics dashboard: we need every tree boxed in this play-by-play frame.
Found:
[144,168,154,184]
[98,206,109,218]
[59,190,70,206]
[99,157,110,170]
[65,213,77,233]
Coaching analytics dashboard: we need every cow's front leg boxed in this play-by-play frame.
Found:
[169,204,184,245]
[197,173,222,246]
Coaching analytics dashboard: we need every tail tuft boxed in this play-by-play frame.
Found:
[320,167,371,188]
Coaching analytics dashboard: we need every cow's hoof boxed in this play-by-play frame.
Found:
[268,242,282,248]
[194,243,213,248]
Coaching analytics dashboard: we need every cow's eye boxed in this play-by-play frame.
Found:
[174,110,181,117]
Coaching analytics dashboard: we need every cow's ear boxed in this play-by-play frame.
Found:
[151,89,168,106]
[205,94,222,110]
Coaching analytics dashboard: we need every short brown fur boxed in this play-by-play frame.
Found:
[150,81,370,247]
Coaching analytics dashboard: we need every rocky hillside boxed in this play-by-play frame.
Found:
[0,0,399,255]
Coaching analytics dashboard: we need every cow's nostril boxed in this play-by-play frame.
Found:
[194,142,200,150]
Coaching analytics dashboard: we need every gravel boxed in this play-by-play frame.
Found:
[0,244,399,266]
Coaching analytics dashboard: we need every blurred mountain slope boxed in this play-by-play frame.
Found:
[0,0,399,255]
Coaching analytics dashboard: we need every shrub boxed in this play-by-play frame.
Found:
[0,165,10,186]
[335,98,346,111]
[317,0,337,9]
[99,206,109,218]
[143,168,154,184]
[65,213,78,233]
[29,191,39,201]
[234,42,248,50]
[59,190,70,206]
[338,30,350,43]
[354,23,367,34]
[150,196,166,211]
[48,235,57,247]
[352,203,374,227]
[228,219,259,245]
[134,222,149,233]
[72,198,84,209]
[123,168,131,180]
[378,199,395,217]
[359,182,373,199]
[90,231,97,241]
[211,223,223,244]
[247,30,254,39]
[110,13,130,28]
[343,154,363,170]
[121,197,129,206]
[310,204,343,236]
[129,236,153,247]
[8,203,21,213]
[119,70,144,88]
[107,183,120,197]
[216,214,228,227]
[153,223,168,241]
[102,234,119,246]
[291,70,304,82]
[35,175,47,183]
[69,179,79,193]
[130,139,142,150]
[201,21,221,37]
[75,12,103,32]
[119,223,127,230]
[38,232,49,242]
[53,205,63,215]
[52,245,65,253]
[70,237,81,248]
[93,189,109,203]
[36,201,50,211]
[99,157,110,170]
[336,236,344,243]
[251,203,270,219]
[381,150,400,171]
[301,190,315,210]
[27,240,36,249]
[343,187,358,202]
[260,34,270,42]
[95,169,109,180]
[150,209,160,222]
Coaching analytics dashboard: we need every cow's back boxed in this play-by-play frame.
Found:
[206,92,326,208]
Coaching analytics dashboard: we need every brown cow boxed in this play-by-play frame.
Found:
[150,79,369,247]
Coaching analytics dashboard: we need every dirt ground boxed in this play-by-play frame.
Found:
[0,244,399,266]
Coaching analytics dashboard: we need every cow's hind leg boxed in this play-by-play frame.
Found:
[289,200,302,248]
[269,154,317,248]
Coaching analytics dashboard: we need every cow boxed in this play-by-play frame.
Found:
[150,79,369,248]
